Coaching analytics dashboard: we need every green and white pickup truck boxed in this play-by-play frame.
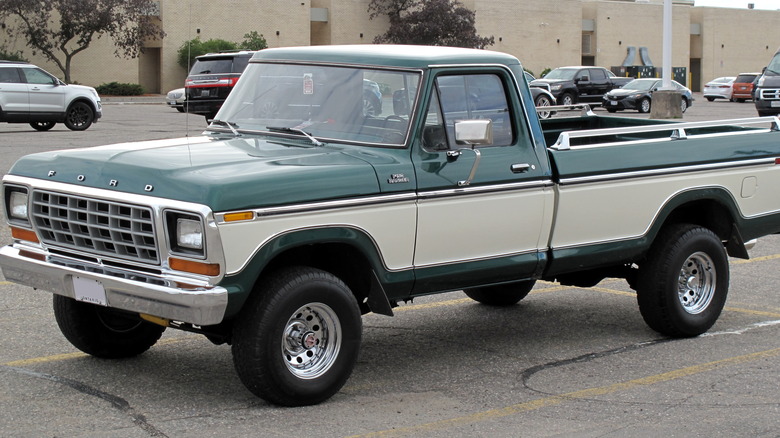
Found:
[2,45,780,406]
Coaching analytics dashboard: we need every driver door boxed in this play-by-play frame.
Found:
[411,71,552,293]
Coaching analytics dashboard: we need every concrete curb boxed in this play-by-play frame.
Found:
[100,95,166,104]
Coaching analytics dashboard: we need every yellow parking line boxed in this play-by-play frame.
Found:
[348,347,780,438]
[731,253,780,265]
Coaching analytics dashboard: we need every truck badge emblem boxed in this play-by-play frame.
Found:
[77,175,85,182]
[109,180,118,187]
[144,185,154,192]
[47,171,56,177]
[388,173,410,184]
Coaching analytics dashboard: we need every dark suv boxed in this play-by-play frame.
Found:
[185,50,257,120]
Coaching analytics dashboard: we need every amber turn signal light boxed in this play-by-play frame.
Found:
[11,227,39,243]
[169,257,220,276]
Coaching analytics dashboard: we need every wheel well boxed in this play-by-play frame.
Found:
[661,199,734,241]
[262,243,374,311]
[68,98,97,113]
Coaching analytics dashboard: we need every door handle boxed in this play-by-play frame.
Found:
[511,163,533,173]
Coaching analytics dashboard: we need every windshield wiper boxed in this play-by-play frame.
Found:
[210,119,241,136]
[266,126,324,146]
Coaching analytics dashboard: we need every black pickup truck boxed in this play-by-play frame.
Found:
[530,66,632,106]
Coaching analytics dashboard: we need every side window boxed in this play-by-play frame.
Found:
[575,70,589,81]
[425,74,514,150]
[589,68,606,81]
[0,67,22,83]
[22,68,57,85]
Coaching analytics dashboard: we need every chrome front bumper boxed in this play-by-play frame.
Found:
[0,245,228,326]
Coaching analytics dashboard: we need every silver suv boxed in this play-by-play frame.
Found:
[0,61,102,131]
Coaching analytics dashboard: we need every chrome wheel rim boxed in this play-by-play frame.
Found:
[537,97,552,119]
[677,251,716,314]
[282,303,341,379]
[641,99,651,112]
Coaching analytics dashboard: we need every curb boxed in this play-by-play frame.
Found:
[100,95,166,104]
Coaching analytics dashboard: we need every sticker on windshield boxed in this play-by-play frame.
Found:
[303,73,314,95]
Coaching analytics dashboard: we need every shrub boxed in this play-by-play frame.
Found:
[96,82,145,96]
[177,38,239,70]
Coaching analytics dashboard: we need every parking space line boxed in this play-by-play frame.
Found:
[347,347,780,438]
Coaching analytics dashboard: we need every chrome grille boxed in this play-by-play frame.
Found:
[31,191,159,264]
[759,88,780,100]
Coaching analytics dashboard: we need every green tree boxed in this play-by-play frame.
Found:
[0,0,165,83]
[176,37,239,70]
[368,0,494,49]
[239,31,268,51]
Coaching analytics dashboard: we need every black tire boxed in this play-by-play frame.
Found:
[464,280,536,306]
[681,98,688,113]
[736,98,746,103]
[176,107,185,113]
[757,110,777,117]
[706,97,715,102]
[638,97,651,113]
[53,295,165,358]
[636,224,729,337]
[534,94,554,119]
[64,101,95,130]
[558,92,575,106]
[232,266,362,406]
[363,92,381,117]
[606,108,618,113]
[30,121,56,131]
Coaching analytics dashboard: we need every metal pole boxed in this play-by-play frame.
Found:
[662,0,673,89]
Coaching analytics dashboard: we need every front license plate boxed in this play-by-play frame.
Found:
[610,101,617,105]
[771,101,780,108]
[73,276,107,306]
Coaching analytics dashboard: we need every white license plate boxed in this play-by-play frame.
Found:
[73,277,107,306]
[771,101,780,108]
[201,89,210,97]
[610,101,617,106]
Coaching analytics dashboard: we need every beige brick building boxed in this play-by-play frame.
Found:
[3,0,779,94]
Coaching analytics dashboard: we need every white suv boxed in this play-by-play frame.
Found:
[0,61,102,131]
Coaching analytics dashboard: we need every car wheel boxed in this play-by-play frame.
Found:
[232,266,362,406]
[758,110,777,117]
[176,107,185,113]
[706,97,715,102]
[680,98,688,113]
[29,121,56,131]
[64,101,95,130]
[606,108,618,113]
[636,224,728,337]
[638,98,651,113]
[534,94,553,119]
[559,93,575,106]
[363,92,381,117]
[464,280,536,306]
[53,295,166,358]
[736,98,746,103]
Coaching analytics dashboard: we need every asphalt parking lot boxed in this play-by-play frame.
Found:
[0,96,779,437]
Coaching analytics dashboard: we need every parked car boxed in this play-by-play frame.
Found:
[755,47,780,116]
[732,72,760,102]
[524,71,556,119]
[602,78,693,113]
[185,50,258,120]
[703,76,735,101]
[166,88,185,112]
[529,66,632,106]
[0,60,102,131]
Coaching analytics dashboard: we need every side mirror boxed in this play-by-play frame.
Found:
[454,119,493,146]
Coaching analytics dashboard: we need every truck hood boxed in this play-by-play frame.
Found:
[8,135,385,212]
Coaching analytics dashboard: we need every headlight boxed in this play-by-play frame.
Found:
[757,76,765,87]
[551,84,562,91]
[9,190,28,220]
[166,211,205,256]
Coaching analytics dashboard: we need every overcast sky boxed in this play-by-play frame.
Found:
[694,0,780,9]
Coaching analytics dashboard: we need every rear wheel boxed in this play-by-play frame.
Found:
[464,280,536,306]
[681,98,689,113]
[559,92,575,106]
[30,121,56,131]
[636,224,729,337]
[706,97,715,102]
[232,267,362,406]
[64,101,95,130]
[53,295,165,358]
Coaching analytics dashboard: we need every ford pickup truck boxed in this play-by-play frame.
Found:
[530,66,633,106]
[2,45,780,407]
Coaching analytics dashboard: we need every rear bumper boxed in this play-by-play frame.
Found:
[0,245,228,325]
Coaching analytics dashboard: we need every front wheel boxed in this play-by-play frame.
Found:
[232,267,362,406]
[464,280,536,306]
[681,98,689,113]
[638,97,651,113]
[53,295,165,358]
[64,102,95,130]
[636,224,729,337]
[30,121,56,131]
[534,94,553,119]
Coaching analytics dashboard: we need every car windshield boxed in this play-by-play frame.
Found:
[622,79,657,91]
[215,63,421,146]
[542,68,577,80]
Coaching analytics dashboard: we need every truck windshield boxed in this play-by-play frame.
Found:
[543,68,577,80]
[216,63,421,146]
[767,51,780,75]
